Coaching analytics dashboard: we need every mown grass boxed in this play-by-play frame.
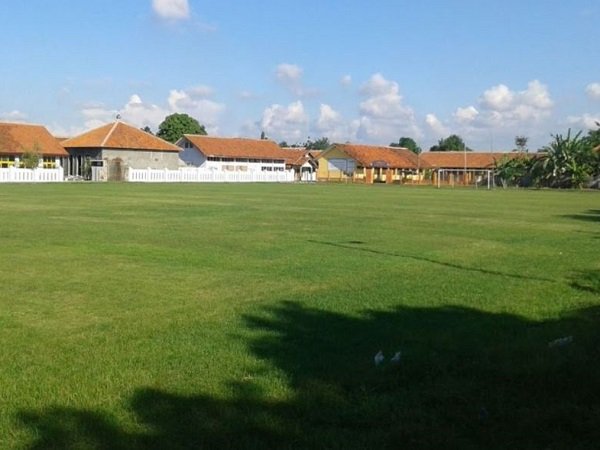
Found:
[0,183,598,449]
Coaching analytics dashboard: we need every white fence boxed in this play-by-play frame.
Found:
[128,168,296,183]
[0,167,64,183]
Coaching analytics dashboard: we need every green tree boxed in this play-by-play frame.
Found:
[430,134,470,152]
[141,126,153,135]
[536,129,595,189]
[157,113,206,143]
[514,136,528,152]
[305,137,330,150]
[494,154,529,188]
[390,137,422,154]
[20,143,42,169]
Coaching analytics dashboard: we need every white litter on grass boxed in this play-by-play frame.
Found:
[390,351,402,364]
[548,336,573,348]
[374,350,384,366]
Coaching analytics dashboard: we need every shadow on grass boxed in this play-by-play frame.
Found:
[18,303,600,449]
[569,270,600,295]
[562,209,600,223]
[308,239,555,283]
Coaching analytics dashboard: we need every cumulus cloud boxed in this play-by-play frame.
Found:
[340,75,352,87]
[152,0,190,20]
[314,104,355,143]
[355,73,421,143]
[167,88,225,134]
[76,87,225,135]
[426,80,555,150]
[425,113,450,137]
[478,80,553,125]
[260,100,308,142]
[586,82,600,101]
[454,106,479,124]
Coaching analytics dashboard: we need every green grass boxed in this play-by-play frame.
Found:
[0,183,598,449]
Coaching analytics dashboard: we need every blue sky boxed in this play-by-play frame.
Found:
[1,0,598,150]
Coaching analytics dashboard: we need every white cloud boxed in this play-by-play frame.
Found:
[340,75,352,87]
[76,87,225,135]
[314,104,354,143]
[152,0,190,20]
[276,63,302,85]
[355,73,421,143]
[0,110,28,122]
[478,80,553,125]
[274,63,318,97]
[424,80,555,150]
[425,113,450,137]
[481,84,514,111]
[454,106,479,124]
[586,82,600,101]
[260,100,308,142]
[567,113,600,130]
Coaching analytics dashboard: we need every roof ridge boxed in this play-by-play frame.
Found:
[100,122,120,147]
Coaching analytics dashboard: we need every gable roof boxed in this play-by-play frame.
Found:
[62,121,180,152]
[182,135,305,163]
[324,143,424,169]
[420,151,526,169]
[0,122,68,157]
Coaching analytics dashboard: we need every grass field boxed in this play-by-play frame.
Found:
[0,183,599,449]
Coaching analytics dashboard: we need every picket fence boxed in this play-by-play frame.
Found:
[0,167,64,183]
[128,168,296,183]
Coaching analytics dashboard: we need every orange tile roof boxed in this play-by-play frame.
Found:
[183,135,306,164]
[0,122,69,157]
[328,143,425,169]
[420,151,526,169]
[62,121,180,152]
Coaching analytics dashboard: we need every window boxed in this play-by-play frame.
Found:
[328,158,355,174]
[0,156,15,168]
[42,158,56,169]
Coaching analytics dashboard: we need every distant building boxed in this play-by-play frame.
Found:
[317,143,425,183]
[0,122,68,168]
[178,135,316,180]
[61,121,180,181]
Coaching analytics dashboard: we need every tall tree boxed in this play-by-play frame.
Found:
[514,136,528,152]
[390,137,422,154]
[430,134,469,152]
[157,113,206,143]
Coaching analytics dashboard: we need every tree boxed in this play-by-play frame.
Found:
[494,154,529,188]
[429,134,470,152]
[390,137,421,154]
[260,131,267,140]
[535,129,595,189]
[278,141,289,148]
[305,137,330,150]
[514,136,528,152]
[156,113,206,143]
[20,143,42,169]
[141,126,153,135]
[583,121,600,149]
